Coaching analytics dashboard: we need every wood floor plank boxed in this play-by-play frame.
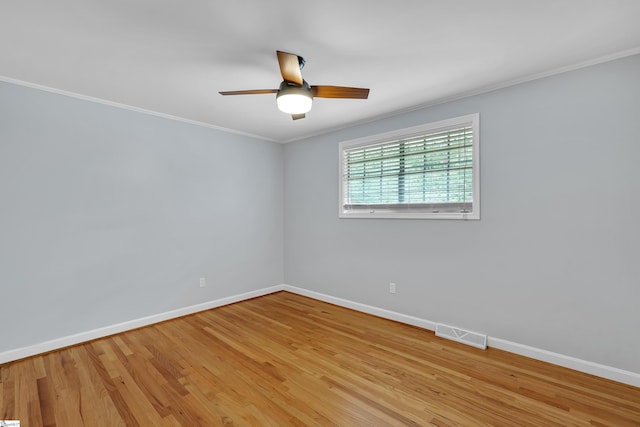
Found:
[13,359,43,427]
[36,376,56,427]
[1,291,639,426]
[1,362,15,420]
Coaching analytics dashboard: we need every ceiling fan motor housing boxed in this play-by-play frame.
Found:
[278,79,311,93]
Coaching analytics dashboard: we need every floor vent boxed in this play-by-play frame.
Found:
[435,323,487,350]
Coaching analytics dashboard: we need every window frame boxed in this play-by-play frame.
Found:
[338,113,480,220]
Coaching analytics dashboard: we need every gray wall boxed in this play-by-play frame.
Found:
[284,54,640,373]
[0,82,284,353]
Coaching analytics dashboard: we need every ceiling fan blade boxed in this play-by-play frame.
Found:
[311,86,370,99]
[291,113,305,120]
[219,89,278,96]
[277,51,303,86]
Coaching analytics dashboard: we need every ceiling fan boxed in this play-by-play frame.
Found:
[219,50,370,120]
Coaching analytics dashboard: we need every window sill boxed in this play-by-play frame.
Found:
[339,210,479,220]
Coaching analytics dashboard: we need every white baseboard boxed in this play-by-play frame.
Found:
[3,283,639,388]
[487,337,640,388]
[281,285,437,331]
[282,284,640,388]
[0,285,283,365]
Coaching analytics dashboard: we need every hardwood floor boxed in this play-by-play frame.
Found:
[1,291,639,426]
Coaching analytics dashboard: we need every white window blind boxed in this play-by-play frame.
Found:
[339,114,479,219]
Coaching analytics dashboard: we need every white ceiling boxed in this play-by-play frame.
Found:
[2,1,640,143]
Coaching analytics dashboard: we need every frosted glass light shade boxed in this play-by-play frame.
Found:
[277,93,312,114]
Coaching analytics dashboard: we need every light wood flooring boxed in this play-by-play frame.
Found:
[1,291,639,426]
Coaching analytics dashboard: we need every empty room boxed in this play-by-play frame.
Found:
[1,1,639,425]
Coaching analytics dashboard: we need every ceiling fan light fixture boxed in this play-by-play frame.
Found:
[277,93,312,114]
[276,81,312,114]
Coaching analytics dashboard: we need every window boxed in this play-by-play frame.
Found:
[339,113,479,219]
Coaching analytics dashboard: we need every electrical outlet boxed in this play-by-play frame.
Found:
[389,282,396,294]
[199,277,206,288]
